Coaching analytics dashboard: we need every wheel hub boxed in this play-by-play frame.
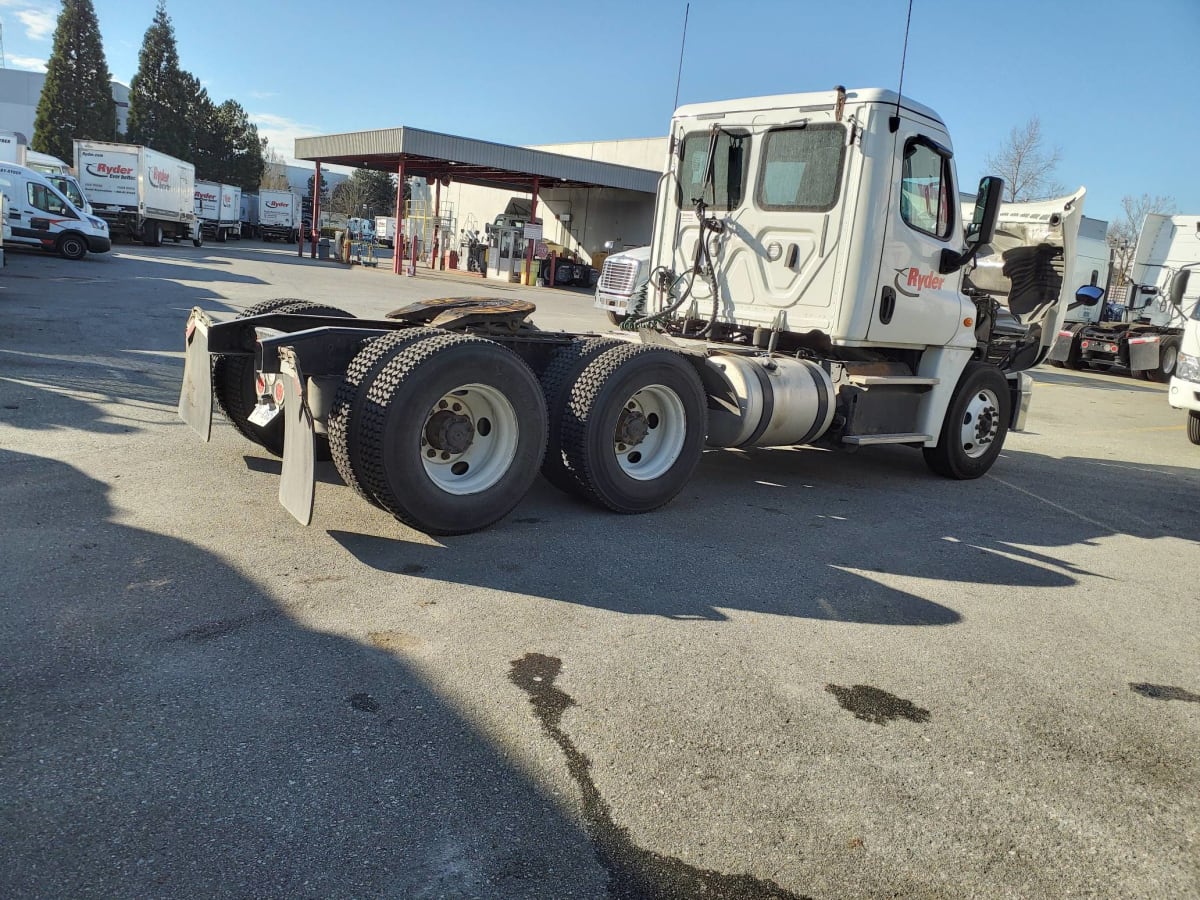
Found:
[615,408,649,447]
[425,409,475,454]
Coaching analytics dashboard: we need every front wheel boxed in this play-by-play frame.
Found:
[1188,411,1200,446]
[561,344,706,514]
[606,310,628,328]
[923,363,1012,480]
[57,233,88,260]
[353,333,548,534]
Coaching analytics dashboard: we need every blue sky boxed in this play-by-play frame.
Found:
[3,0,1197,224]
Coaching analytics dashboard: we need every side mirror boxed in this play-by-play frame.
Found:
[1167,269,1190,308]
[939,175,1005,274]
[1071,284,1105,309]
[967,175,1004,246]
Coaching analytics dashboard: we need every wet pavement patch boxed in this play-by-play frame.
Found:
[348,692,380,713]
[825,684,931,725]
[1129,683,1200,703]
[510,652,807,900]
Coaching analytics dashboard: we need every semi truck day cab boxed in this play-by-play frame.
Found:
[1171,290,1200,444]
[74,140,202,247]
[1048,214,1198,380]
[179,87,1091,536]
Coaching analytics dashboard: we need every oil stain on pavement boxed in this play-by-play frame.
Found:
[1129,683,1200,703]
[824,684,931,725]
[510,653,806,900]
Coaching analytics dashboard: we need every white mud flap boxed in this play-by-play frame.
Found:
[278,350,316,526]
[177,307,213,441]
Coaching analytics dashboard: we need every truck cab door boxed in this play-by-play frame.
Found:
[867,127,963,346]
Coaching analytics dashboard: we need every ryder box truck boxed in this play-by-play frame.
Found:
[74,140,202,247]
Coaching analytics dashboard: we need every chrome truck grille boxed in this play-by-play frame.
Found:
[598,257,640,295]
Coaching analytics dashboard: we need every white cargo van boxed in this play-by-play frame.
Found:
[0,162,110,259]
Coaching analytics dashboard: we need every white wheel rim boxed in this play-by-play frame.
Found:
[1162,345,1177,373]
[960,388,1001,459]
[612,383,686,481]
[419,383,518,495]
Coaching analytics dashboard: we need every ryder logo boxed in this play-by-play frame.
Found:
[894,266,945,298]
[266,200,289,209]
[149,167,170,188]
[86,162,134,178]
[196,192,217,201]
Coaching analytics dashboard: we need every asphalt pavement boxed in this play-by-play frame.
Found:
[1,241,1197,899]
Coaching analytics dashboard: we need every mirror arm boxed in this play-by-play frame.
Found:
[939,242,981,276]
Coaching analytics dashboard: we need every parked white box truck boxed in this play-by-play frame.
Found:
[194,181,242,242]
[74,140,202,247]
[375,216,396,248]
[257,190,300,242]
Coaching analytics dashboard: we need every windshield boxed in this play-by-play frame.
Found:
[48,176,85,210]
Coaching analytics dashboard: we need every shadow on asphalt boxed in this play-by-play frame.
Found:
[1031,366,1167,393]
[329,442,1198,627]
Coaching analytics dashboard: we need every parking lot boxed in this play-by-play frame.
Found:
[2,242,1197,899]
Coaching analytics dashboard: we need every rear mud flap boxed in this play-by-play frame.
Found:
[1128,338,1160,373]
[1046,330,1075,363]
[178,308,213,441]
[279,351,315,526]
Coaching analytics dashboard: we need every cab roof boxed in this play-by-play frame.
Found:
[673,88,943,126]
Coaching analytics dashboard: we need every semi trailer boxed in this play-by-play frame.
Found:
[74,140,202,247]
[1048,214,1198,380]
[179,87,1090,535]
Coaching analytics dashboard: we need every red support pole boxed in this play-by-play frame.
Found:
[393,161,406,275]
[526,176,539,285]
[310,162,321,258]
[432,178,441,270]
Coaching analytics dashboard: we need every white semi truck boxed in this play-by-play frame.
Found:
[1169,283,1200,444]
[74,140,202,247]
[1048,214,1198,380]
[178,87,1091,535]
[194,181,242,242]
[257,190,301,242]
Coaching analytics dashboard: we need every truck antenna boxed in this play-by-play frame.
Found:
[672,3,690,113]
[889,0,913,133]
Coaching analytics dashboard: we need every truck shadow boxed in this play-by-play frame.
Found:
[1031,367,1167,393]
[328,443,1198,627]
[0,449,615,898]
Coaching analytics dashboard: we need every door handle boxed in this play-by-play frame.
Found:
[879,286,896,324]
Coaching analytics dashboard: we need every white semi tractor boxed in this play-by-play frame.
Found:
[179,87,1092,535]
[74,140,202,247]
[1048,214,1198,380]
[1170,283,1200,444]
[194,181,242,242]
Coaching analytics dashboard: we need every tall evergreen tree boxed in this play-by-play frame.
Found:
[126,1,190,157]
[31,0,117,159]
[215,101,265,191]
[182,73,225,181]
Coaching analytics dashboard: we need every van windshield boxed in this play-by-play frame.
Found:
[48,176,85,210]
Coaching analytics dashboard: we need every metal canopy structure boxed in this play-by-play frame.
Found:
[295,126,659,194]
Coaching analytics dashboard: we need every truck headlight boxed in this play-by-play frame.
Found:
[1176,351,1200,382]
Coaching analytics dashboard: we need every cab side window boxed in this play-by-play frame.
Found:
[900,140,952,239]
[28,183,75,217]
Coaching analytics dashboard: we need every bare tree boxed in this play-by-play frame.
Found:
[259,142,290,190]
[330,177,371,218]
[1106,193,1176,286]
[984,117,1064,202]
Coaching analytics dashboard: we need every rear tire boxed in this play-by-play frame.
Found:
[327,327,443,505]
[606,311,628,327]
[561,344,706,514]
[1149,338,1180,383]
[143,221,163,247]
[1188,411,1200,446]
[57,233,88,260]
[354,333,548,535]
[212,299,353,456]
[923,362,1011,480]
[538,337,623,495]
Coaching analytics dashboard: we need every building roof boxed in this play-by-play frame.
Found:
[294,126,660,194]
